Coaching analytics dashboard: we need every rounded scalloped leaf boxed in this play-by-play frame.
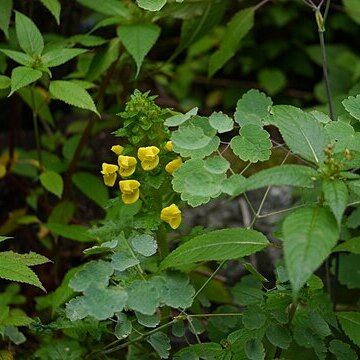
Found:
[209,111,234,133]
[172,126,212,150]
[230,124,271,163]
[165,107,198,127]
[173,136,220,159]
[204,156,230,174]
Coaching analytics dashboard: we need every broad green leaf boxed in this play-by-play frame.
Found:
[1,308,33,327]
[329,339,357,360]
[84,240,118,256]
[266,325,291,349]
[42,48,87,68]
[68,34,107,47]
[0,251,50,266]
[46,223,93,243]
[136,0,167,11]
[4,327,26,345]
[48,201,75,224]
[245,339,265,360]
[209,7,254,77]
[271,105,329,164]
[343,0,360,25]
[242,306,266,330]
[40,0,61,24]
[160,228,269,270]
[0,75,10,89]
[147,332,171,359]
[343,95,360,121]
[337,312,360,347]
[68,261,113,291]
[164,107,198,127]
[333,237,360,254]
[325,121,360,153]
[117,24,161,77]
[336,254,360,289]
[230,124,271,163]
[39,170,63,198]
[258,68,287,96]
[224,165,318,196]
[49,80,99,116]
[72,172,108,207]
[110,252,139,271]
[0,49,33,66]
[209,111,234,133]
[9,66,42,96]
[0,0,12,37]
[65,296,87,320]
[131,234,157,257]
[309,311,331,337]
[15,12,44,56]
[172,127,212,150]
[283,207,339,292]
[126,280,160,315]
[77,0,129,17]
[174,343,222,360]
[136,312,160,328]
[235,89,272,126]
[322,179,348,225]
[115,313,132,339]
[0,257,44,290]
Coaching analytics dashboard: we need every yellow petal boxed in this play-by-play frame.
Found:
[111,145,124,155]
[138,146,160,162]
[160,204,182,229]
[101,163,119,175]
[119,179,140,193]
[0,164,6,178]
[118,156,137,177]
[164,141,173,152]
[140,156,159,171]
[122,188,140,204]
[169,214,182,229]
[165,157,182,175]
[103,173,117,187]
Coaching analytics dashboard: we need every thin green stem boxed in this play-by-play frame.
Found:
[175,313,243,320]
[323,0,331,24]
[32,110,43,170]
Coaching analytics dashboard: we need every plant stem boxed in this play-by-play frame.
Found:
[32,110,43,170]
[175,313,243,320]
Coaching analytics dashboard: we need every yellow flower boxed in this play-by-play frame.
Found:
[0,164,6,179]
[164,141,173,152]
[160,204,182,229]
[101,163,118,187]
[119,180,140,204]
[118,155,137,177]
[165,157,182,175]
[111,145,124,155]
[137,146,160,171]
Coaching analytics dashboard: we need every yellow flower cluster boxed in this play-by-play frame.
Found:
[101,142,183,229]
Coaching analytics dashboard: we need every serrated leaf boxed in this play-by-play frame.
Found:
[39,170,63,198]
[49,80,99,116]
[9,66,42,96]
[164,107,198,127]
[110,252,139,271]
[325,121,360,153]
[1,308,33,326]
[242,306,266,330]
[271,105,329,164]
[72,172,108,207]
[135,312,160,328]
[230,124,271,163]
[245,339,265,360]
[0,251,50,266]
[15,12,44,56]
[174,343,222,359]
[117,23,161,77]
[40,0,61,24]
[147,332,171,359]
[131,234,157,257]
[235,89,272,127]
[65,296,88,321]
[69,261,113,292]
[172,126,212,150]
[329,339,357,360]
[266,325,291,349]
[0,0,12,37]
[333,237,360,254]
[126,280,159,315]
[0,257,44,290]
[225,165,318,196]
[46,223,93,242]
[209,111,234,133]
[209,7,254,77]
[337,312,360,347]
[283,207,339,292]
[343,95,360,121]
[77,0,129,17]
[322,179,348,225]
[0,49,33,66]
[115,313,132,339]
[136,0,167,11]
[42,48,86,67]
[160,228,269,270]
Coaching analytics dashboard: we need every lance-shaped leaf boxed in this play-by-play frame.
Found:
[271,105,329,164]
[160,228,269,270]
[42,48,87,68]
[117,23,161,77]
[40,0,61,24]
[337,312,360,347]
[77,0,129,17]
[9,66,42,96]
[136,0,167,11]
[0,49,33,66]
[0,0,12,37]
[283,207,339,293]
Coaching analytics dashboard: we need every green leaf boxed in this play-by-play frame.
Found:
[136,0,167,11]
[230,124,271,163]
[283,207,339,292]
[49,80,99,116]
[0,49,33,66]
[126,280,159,315]
[0,251,50,266]
[72,172,108,207]
[322,179,348,225]
[68,261,113,292]
[343,95,360,121]
[174,343,222,360]
[232,275,264,306]
[136,312,160,328]
[337,312,360,347]
[46,223,93,243]
[160,228,269,270]
[266,325,291,349]
[40,0,61,24]
[336,254,360,289]
[39,170,63,198]
[0,75,10,90]
[271,105,329,164]
[164,107,198,127]
[48,201,75,224]
[333,237,360,254]
[15,12,44,56]
[224,165,318,196]
[209,7,254,77]
[245,339,265,360]
[242,306,266,330]
[343,0,360,24]
[325,121,360,153]
[172,126,212,150]
[329,339,357,360]
[42,48,87,68]
[115,313,132,339]
[131,234,157,257]
[9,66,42,96]
[0,0,12,37]
[117,24,161,77]
[258,68,287,96]
[1,308,33,327]
[209,111,234,133]
[147,332,171,359]
[0,257,44,290]
[110,252,139,271]
[77,0,129,17]
[0,236,12,243]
